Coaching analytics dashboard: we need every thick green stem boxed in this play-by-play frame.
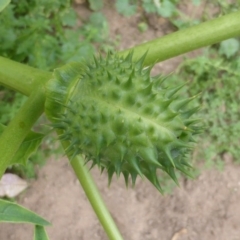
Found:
[71,156,124,240]
[0,57,51,96]
[119,11,240,66]
[0,88,45,177]
[59,138,123,240]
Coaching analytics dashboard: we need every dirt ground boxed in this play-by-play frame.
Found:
[1,2,240,240]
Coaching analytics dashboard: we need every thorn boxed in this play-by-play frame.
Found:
[100,112,108,124]
[73,125,81,133]
[165,83,187,98]
[128,157,144,178]
[141,82,153,96]
[70,149,81,162]
[181,106,201,118]
[153,180,164,194]
[123,172,129,188]
[53,99,68,107]
[181,159,193,168]
[139,147,161,167]
[58,133,71,141]
[131,171,138,187]
[174,141,194,149]
[83,157,90,166]
[80,103,87,110]
[95,135,103,156]
[129,123,142,136]
[91,105,95,111]
[115,77,121,85]
[106,51,112,63]
[161,99,172,108]
[144,165,164,194]
[131,133,149,147]
[114,161,122,178]
[107,70,112,80]
[105,130,116,146]
[135,51,148,70]
[51,122,67,130]
[89,161,96,171]
[148,93,157,102]
[95,155,101,167]
[191,125,205,135]
[68,107,77,115]
[151,73,163,82]
[184,118,202,126]
[111,118,127,135]
[129,68,135,78]
[100,166,105,174]
[117,145,127,161]
[159,110,178,122]
[188,136,197,143]
[107,166,115,186]
[164,149,176,168]
[86,72,92,79]
[99,54,104,63]
[165,167,179,186]
[124,50,134,63]
[142,65,154,77]
[122,75,133,89]
[171,96,198,111]
[65,143,75,155]
[119,68,125,74]
[61,118,72,124]
[93,55,99,67]
[175,163,194,178]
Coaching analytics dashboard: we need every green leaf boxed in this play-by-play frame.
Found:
[157,0,176,18]
[219,38,240,59]
[34,225,49,240]
[191,0,201,6]
[0,123,44,166]
[61,9,77,27]
[0,199,50,225]
[138,22,148,32]
[88,0,103,11]
[0,0,10,12]
[142,0,158,13]
[115,0,137,16]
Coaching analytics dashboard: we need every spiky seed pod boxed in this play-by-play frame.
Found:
[45,52,202,193]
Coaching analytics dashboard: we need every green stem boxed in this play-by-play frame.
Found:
[0,57,51,96]
[71,156,124,240]
[0,88,46,177]
[59,138,123,240]
[119,10,240,66]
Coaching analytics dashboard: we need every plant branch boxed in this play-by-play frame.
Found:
[0,57,51,96]
[71,156,124,240]
[119,11,240,66]
[58,137,123,240]
[0,88,45,177]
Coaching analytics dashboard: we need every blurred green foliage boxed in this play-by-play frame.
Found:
[168,41,240,168]
[0,0,111,70]
[0,0,112,178]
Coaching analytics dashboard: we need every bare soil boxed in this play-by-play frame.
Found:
[1,2,240,240]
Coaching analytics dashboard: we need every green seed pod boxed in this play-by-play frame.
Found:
[45,52,202,193]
